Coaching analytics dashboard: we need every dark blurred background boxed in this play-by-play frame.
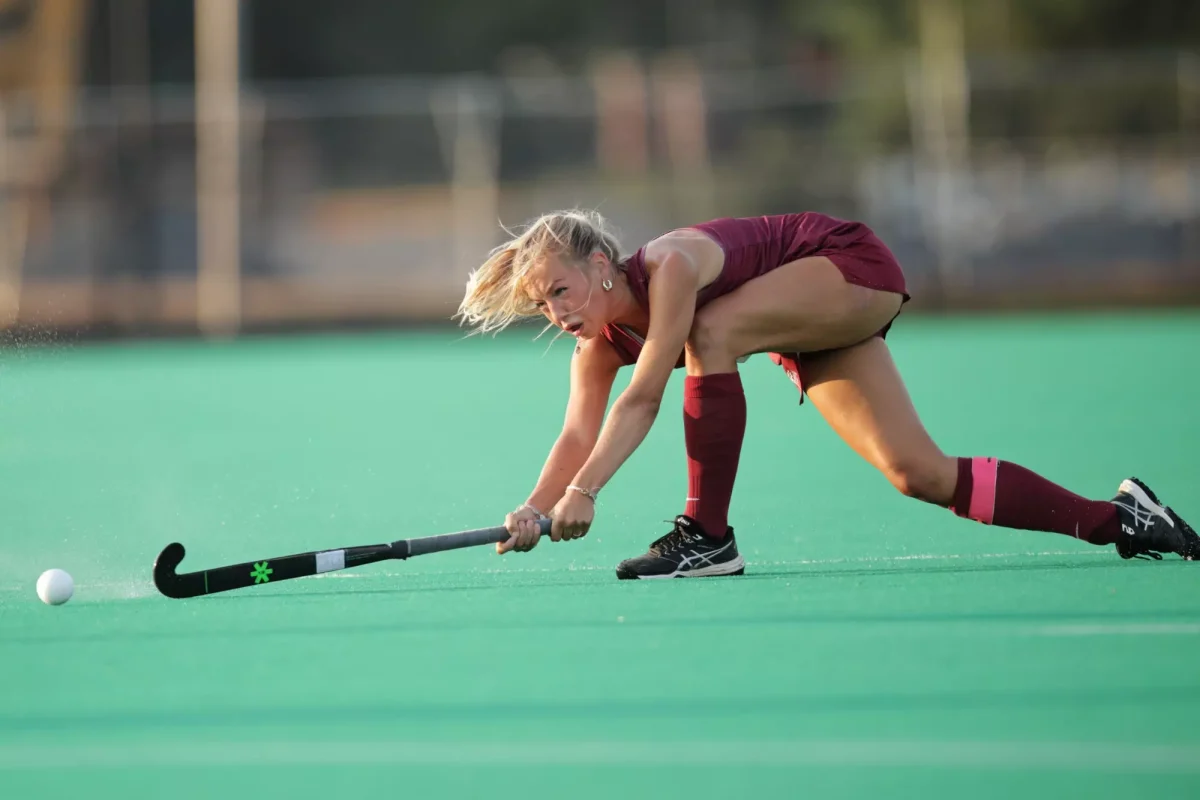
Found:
[2,0,1199,337]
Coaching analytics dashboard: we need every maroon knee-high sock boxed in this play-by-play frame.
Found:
[683,373,747,538]
[950,457,1121,545]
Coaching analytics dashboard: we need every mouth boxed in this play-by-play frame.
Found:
[565,322,584,336]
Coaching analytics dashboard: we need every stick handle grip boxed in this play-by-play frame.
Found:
[399,518,552,557]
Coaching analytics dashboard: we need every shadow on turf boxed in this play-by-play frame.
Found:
[165,551,1165,601]
[739,557,1164,581]
[9,603,1200,646]
[5,684,1200,734]
[197,551,1174,601]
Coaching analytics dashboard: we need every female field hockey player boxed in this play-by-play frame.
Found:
[455,210,1198,578]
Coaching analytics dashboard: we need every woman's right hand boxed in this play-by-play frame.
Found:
[498,505,544,554]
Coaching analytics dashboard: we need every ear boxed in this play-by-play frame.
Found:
[588,250,612,282]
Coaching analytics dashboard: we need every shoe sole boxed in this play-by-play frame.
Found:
[617,554,746,580]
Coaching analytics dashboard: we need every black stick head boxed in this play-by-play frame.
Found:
[153,542,188,598]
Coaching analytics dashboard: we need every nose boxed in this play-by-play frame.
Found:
[546,300,569,327]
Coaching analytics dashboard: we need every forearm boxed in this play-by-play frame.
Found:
[524,431,595,513]
[570,395,659,492]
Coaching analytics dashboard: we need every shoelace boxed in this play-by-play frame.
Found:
[1130,522,1165,560]
[650,523,696,555]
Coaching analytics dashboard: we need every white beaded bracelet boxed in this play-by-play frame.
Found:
[566,484,600,501]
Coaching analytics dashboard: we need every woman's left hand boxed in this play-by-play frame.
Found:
[550,491,595,542]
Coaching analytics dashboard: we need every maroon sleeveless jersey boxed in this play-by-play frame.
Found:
[599,212,909,369]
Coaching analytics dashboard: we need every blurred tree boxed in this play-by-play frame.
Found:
[774,0,1200,150]
[1004,0,1200,51]
[780,0,1200,56]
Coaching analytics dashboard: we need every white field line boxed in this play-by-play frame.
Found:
[304,549,1117,580]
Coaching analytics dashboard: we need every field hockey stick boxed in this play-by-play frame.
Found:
[152,518,552,599]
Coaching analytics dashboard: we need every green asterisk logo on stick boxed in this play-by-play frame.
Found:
[250,561,273,584]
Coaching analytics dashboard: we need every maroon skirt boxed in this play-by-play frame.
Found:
[768,221,910,404]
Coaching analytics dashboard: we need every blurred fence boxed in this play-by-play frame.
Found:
[4,47,1200,336]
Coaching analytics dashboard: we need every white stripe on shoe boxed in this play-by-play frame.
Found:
[1115,480,1175,529]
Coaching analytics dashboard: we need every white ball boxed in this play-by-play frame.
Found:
[37,568,74,606]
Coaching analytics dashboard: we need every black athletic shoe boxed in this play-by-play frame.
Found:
[1111,477,1199,561]
[615,515,745,579]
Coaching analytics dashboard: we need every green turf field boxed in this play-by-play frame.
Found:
[2,312,1199,798]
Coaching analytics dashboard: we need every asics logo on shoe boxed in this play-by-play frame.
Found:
[1113,498,1173,529]
[676,539,735,570]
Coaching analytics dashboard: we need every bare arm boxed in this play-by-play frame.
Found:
[568,235,722,494]
[523,335,623,514]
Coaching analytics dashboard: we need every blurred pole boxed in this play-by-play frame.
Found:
[592,52,648,174]
[651,52,714,221]
[237,2,264,281]
[195,0,242,337]
[0,0,84,328]
[431,80,500,295]
[0,100,28,329]
[907,0,970,297]
[1180,51,1200,274]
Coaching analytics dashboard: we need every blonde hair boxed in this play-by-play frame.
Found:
[455,209,624,335]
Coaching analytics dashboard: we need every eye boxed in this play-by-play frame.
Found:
[553,286,567,297]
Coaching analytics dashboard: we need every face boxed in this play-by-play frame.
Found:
[525,253,612,340]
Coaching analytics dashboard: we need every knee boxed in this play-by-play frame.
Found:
[686,310,736,364]
[882,455,956,505]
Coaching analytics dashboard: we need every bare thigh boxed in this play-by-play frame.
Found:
[693,256,904,364]
[801,337,959,505]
